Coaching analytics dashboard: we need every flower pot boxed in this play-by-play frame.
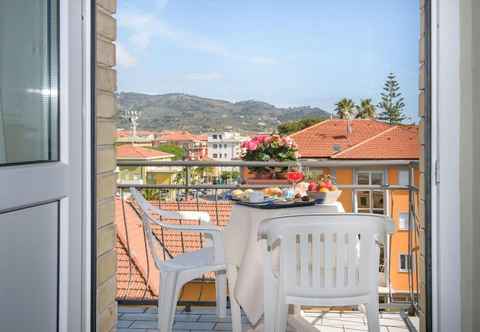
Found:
[254,170,274,179]
[274,171,287,179]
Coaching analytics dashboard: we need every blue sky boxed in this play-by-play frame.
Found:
[117,0,420,120]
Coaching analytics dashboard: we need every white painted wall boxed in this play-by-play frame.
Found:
[207,132,247,161]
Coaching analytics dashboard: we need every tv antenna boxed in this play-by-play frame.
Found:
[123,105,140,139]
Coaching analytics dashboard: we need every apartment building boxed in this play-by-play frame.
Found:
[290,119,420,296]
[207,132,248,161]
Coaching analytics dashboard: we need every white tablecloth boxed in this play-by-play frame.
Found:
[224,202,345,325]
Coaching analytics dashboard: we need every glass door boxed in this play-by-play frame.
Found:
[0,1,87,331]
[0,0,58,165]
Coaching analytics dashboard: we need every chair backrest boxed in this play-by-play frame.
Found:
[259,213,389,299]
[129,187,172,270]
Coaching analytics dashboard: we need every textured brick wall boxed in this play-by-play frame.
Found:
[418,0,427,331]
[95,0,117,331]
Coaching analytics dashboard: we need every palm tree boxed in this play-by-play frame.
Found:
[355,98,377,119]
[334,98,356,119]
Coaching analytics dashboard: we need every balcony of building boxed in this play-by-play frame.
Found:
[115,160,421,332]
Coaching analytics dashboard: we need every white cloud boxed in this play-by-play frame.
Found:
[186,72,223,81]
[116,42,137,68]
[118,11,157,50]
[118,6,278,65]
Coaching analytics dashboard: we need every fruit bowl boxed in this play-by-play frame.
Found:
[308,190,342,204]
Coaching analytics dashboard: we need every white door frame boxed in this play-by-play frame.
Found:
[81,0,93,330]
[431,0,462,331]
[0,0,92,331]
[61,0,93,330]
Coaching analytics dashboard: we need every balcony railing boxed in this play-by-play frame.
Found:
[115,159,420,328]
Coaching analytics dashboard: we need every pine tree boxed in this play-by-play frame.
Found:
[334,98,356,119]
[377,73,407,124]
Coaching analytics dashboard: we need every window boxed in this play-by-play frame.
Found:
[0,0,59,165]
[224,153,227,158]
[398,169,410,186]
[355,170,385,214]
[399,212,409,230]
[224,144,227,148]
[213,153,218,158]
[213,144,217,149]
[213,135,217,139]
[399,254,412,272]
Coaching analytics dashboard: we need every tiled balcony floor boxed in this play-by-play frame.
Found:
[118,305,413,332]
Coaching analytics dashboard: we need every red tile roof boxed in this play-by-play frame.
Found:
[115,197,233,301]
[290,119,419,160]
[194,134,208,142]
[116,130,156,138]
[116,144,174,160]
[116,235,156,301]
[157,131,197,142]
[333,125,420,160]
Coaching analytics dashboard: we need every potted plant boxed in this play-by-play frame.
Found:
[241,134,298,179]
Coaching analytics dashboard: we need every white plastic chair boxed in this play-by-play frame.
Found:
[259,213,391,332]
[129,188,228,332]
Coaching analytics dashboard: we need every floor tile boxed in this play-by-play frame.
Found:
[173,321,216,330]
[120,313,157,321]
[118,306,147,313]
[116,306,408,331]
[214,322,233,330]
[130,320,158,329]
[117,320,134,328]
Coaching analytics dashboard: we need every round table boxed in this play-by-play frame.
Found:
[224,202,345,326]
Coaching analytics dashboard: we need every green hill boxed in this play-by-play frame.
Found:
[117,92,330,133]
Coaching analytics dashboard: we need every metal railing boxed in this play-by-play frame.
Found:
[116,159,420,325]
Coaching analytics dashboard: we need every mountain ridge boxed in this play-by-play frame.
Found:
[117,92,330,133]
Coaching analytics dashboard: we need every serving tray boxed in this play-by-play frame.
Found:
[235,199,315,209]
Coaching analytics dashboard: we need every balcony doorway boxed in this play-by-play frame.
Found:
[100,1,444,331]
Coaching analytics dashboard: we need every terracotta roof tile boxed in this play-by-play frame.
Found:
[115,198,233,301]
[116,236,156,301]
[157,131,197,142]
[116,130,156,138]
[290,119,418,160]
[116,144,174,160]
[333,125,420,159]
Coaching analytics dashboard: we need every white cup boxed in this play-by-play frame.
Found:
[249,191,265,203]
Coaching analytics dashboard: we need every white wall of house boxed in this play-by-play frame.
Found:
[207,132,247,161]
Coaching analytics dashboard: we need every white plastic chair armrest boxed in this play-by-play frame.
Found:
[151,218,225,264]
[150,218,222,234]
[176,210,211,223]
[147,205,212,224]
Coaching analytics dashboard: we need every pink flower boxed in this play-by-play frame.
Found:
[246,140,258,151]
[256,134,269,144]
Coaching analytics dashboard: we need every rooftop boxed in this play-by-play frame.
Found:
[115,198,232,300]
[116,130,157,138]
[157,131,198,142]
[116,144,175,160]
[290,119,419,160]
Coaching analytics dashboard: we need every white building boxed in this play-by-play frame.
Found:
[207,132,248,161]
